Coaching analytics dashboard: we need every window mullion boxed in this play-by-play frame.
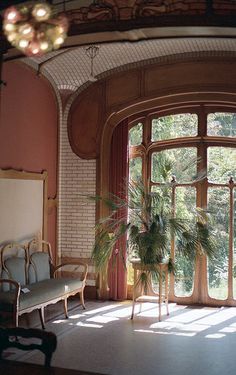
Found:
[228,178,234,300]
[195,111,208,304]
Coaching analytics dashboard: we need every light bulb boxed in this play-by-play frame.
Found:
[18,39,29,48]
[19,23,33,36]
[58,26,65,34]
[54,36,64,46]
[7,32,17,43]
[37,9,46,17]
[32,46,40,55]
[4,22,15,32]
[40,41,49,51]
[4,6,21,23]
[7,11,17,21]
[32,3,51,21]
[27,40,41,56]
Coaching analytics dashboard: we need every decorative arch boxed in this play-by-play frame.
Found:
[98,90,236,298]
[67,55,236,159]
[64,53,236,298]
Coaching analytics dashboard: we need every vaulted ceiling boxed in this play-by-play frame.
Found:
[20,37,236,95]
[2,1,236,97]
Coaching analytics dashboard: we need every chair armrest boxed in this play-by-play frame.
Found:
[53,262,88,284]
[0,279,21,306]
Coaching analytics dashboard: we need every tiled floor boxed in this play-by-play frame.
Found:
[8,300,236,375]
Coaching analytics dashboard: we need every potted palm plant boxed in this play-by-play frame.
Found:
[91,179,216,293]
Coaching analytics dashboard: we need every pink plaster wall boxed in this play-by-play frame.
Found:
[0,61,58,260]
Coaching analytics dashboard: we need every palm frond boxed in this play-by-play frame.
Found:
[90,172,216,277]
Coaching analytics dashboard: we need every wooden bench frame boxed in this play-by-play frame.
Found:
[0,240,88,328]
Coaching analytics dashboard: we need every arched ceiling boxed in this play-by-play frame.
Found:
[21,37,236,94]
[2,1,236,96]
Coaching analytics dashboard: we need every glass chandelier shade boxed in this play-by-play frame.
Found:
[3,2,69,57]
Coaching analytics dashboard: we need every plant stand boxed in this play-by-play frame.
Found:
[130,260,169,321]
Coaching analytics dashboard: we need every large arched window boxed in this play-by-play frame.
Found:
[128,105,236,306]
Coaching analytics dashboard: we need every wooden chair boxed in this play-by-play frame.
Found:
[0,327,57,367]
[131,261,169,321]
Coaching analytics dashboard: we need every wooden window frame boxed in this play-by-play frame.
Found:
[128,104,236,306]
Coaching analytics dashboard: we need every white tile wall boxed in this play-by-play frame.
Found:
[58,94,96,286]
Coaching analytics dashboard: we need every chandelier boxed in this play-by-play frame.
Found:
[3,2,69,57]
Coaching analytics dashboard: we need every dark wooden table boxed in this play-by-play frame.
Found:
[0,360,107,375]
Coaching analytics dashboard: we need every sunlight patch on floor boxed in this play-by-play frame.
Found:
[52,319,68,324]
[84,304,123,315]
[219,326,236,333]
[165,307,216,323]
[196,307,236,326]
[49,301,236,341]
[134,329,196,337]
[76,322,103,328]
[205,333,226,339]
[138,302,186,318]
[104,306,134,318]
[150,321,210,333]
[87,315,119,323]
[68,314,84,319]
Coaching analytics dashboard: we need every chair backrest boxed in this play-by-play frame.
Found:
[28,239,53,283]
[0,243,27,291]
[0,327,57,367]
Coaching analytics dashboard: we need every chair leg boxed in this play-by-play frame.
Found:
[131,299,135,320]
[79,291,86,309]
[165,270,169,316]
[166,298,169,316]
[13,312,18,327]
[45,353,52,367]
[63,298,69,319]
[131,281,138,319]
[39,307,45,330]
[139,302,142,314]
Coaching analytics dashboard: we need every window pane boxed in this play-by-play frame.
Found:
[152,113,197,141]
[208,188,229,300]
[152,148,197,183]
[208,147,236,183]
[129,157,142,182]
[208,113,236,137]
[174,187,196,297]
[129,123,143,146]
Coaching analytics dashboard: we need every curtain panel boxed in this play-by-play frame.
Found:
[108,119,128,300]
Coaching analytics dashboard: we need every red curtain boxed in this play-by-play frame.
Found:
[108,119,129,300]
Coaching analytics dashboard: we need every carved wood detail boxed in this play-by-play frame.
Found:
[68,82,104,159]
[64,0,236,30]
[68,57,236,159]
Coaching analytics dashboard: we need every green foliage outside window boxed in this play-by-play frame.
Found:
[208,188,229,299]
[129,157,142,182]
[129,122,143,146]
[208,147,236,183]
[152,113,197,141]
[128,112,236,299]
[152,148,197,183]
[208,113,236,137]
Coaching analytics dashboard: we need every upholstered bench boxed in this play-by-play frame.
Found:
[0,240,88,328]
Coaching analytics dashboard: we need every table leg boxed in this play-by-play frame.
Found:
[159,269,162,322]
